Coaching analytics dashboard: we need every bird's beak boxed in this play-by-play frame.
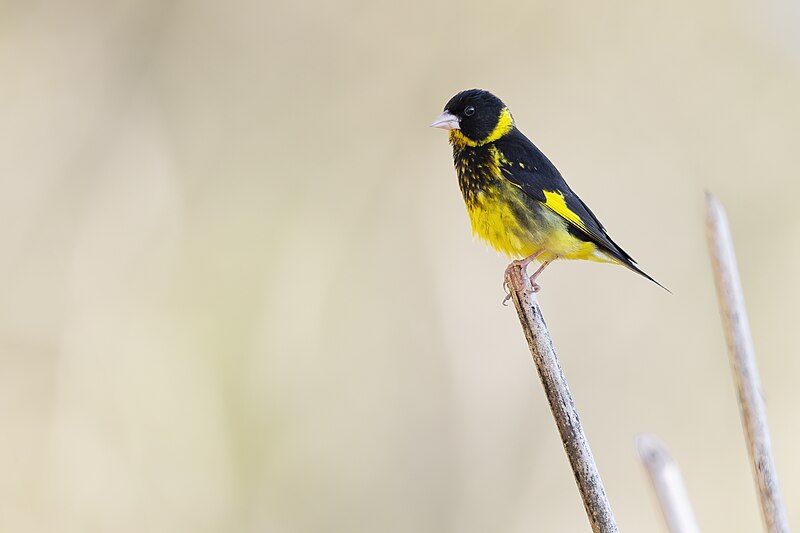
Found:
[429,112,460,130]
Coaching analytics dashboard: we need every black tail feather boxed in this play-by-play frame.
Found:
[621,259,671,293]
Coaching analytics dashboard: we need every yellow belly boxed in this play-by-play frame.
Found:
[466,188,613,263]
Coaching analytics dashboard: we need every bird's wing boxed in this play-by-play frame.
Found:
[495,139,634,263]
[494,132,668,290]
[506,167,633,261]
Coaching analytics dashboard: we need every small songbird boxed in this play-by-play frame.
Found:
[431,89,666,293]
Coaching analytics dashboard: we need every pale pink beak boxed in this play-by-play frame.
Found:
[429,111,460,130]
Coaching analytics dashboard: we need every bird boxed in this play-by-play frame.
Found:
[430,88,666,295]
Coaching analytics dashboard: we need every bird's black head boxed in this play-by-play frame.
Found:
[430,89,514,146]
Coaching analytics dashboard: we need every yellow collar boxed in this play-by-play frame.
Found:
[449,107,514,148]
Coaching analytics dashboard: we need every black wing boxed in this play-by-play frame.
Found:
[494,129,668,290]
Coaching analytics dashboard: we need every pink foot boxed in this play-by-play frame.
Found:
[502,253,543,305]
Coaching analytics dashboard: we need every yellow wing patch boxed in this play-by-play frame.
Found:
[542,190,589,234]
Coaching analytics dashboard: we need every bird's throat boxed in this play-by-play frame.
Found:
[453,144,503,205]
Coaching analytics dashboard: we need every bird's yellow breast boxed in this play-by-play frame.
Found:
[466,185,537,258]
[455,144,612,263]
[466,183,608,263]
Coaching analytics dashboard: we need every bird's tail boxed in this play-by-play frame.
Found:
[597,234,670,293]
[621,259,671,293]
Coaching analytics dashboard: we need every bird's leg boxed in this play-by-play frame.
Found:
[528,259,553,293]
[502,251,543,305]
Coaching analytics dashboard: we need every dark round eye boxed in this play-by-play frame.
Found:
[464,106,475,117]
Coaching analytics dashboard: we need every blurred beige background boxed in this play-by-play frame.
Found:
[2,0,800,531]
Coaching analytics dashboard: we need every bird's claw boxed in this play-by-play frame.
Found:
[503,253,546,304]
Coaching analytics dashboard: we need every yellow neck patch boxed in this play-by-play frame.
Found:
[449,107,514,148]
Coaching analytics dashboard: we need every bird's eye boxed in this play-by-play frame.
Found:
[464,106,475,116]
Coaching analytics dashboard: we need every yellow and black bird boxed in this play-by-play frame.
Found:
[431,89,665,292]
